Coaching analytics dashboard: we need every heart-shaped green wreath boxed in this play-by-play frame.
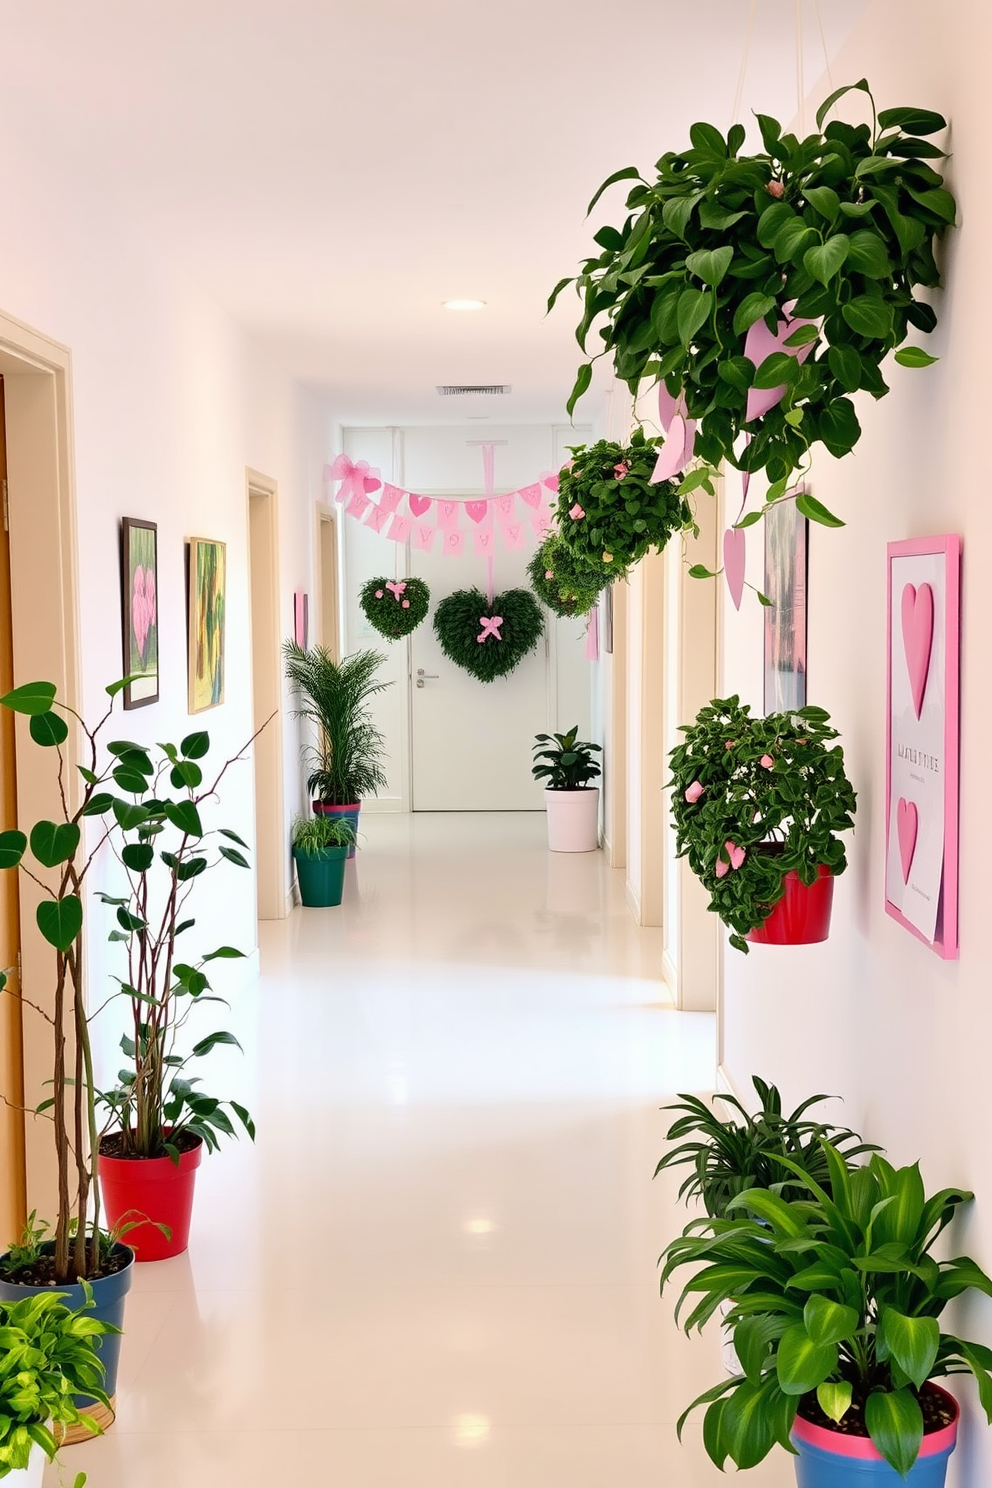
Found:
[360,576,430,639]
[527,534,607,618]
[433,587,544,683]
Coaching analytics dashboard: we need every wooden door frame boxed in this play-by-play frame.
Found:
[246,471,288,919]
[314,503,340,658]
[0,310,80,1224]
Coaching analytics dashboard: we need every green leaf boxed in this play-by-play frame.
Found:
[895,346,939,368]
[906,186,956,223]
[817,398,861,459]
[29,710,69,747]
[757,202,795,248]
[546,276,575,314]
[687,564,717,579]
[828,344,863,392]
[29,820,80,868]
[804,235,850,286]
[783,324,818,348]
[864,1388,923,1477]
[191,1030,242,1058]
[113,764,149,794]
[112,799,150,830]
[803,186,840,222]
[877,106,946,135]
[817,1381,853,1423]
[0,681,57,715]
[116,906,147,932]
[735,511,764,529]
[203,946,245,961]
[752,352,799,390]
[816,78,872,132]
[842,295,894,339]
[170,760,203,790]
[180,731,210,760]
[733,293,777,337]
[685,246,733,287]
[845,230,893,276]
[567,363,593,418]
[878,1309,939,1389]
[677,288,712,346]
[774,219,817,263]
[803,1294,858,1348]
[775,1322,838,1396]
[689,120,727,157]
[104,676,131,698]
[165,799,203,838]
[756,591,773,606]
[122,842,154,873]
[796,491,845,528]
[219,829,249,848]
[0,829,27,868]
[219,846,249,868]
[585,165,643,217]
[37,895,82,951]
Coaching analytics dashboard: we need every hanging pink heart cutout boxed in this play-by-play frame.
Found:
[897,798,918,884]
[723,528,746,611]
[901,582,933,719]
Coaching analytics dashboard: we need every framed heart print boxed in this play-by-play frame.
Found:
[120,517,159,709]
[885,535,961,957]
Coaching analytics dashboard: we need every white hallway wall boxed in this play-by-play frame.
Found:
[718,2,992,1482]
[0,142,331,1098]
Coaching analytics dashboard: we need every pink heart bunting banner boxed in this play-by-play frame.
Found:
[443,530,465,557]
[345,489,372,520]
[901,582,934,719]
[408,493,432,518]
[437,500,460,531]
[897,797,919,883]
[364,504,391,534]
[723,527,746,611]
[518,482,544,507]
[378,484,404,516]
[385,514,412,543]
[538,474,559,496]
[743,301,817,423]
[413,524,437,552]
[529,510,552,537]
[473,528,494,555]
[502,522,525,551]
[495,494,516,522]
[330,452,382,503]
[465,499,490,525]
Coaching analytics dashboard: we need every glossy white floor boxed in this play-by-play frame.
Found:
[59,812,792,1487]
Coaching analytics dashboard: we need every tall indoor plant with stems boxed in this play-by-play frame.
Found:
[661,1144,992,1482]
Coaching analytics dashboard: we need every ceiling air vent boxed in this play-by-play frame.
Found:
[436,384,511,396]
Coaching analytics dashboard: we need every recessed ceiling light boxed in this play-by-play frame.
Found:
[442,299,487,311]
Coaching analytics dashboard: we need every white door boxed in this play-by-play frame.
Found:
[410,536,550,810]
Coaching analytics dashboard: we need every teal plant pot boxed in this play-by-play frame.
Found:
[294,844,349,907]
[313,800,360,858]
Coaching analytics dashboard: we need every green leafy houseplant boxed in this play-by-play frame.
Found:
[655,1076,876,1220]
[660,1145,992,1477]
[553,429,692,580]
[527,534,606,618]
[290,813,357,856]
[433,588,544,683]
[283,644,391,805]
[0,1286,115,1483]
[552,80,955,509]
[359,576,431,640]
[531,728,602,791]
[668,697,856,952]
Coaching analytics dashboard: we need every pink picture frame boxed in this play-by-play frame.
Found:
[294,591,309,649]
[884,535,960,958]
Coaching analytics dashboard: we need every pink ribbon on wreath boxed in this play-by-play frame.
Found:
[329,452,382,505]
[477,615,503,643]
[385,581,407,602]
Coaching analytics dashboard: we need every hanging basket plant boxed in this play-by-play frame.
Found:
[551,80,955,516]
[527,534,607,617]
[433,587,544,682]
[553,427,691,580]
[360,576,430,639]
[668,696,856,952]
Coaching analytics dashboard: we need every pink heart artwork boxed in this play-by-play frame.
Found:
[897,797,919,884]
[901,582,934,719]
[464,500,490,525]
[408,493,432,518]
[131,566,157,665]
[723,527,746,611]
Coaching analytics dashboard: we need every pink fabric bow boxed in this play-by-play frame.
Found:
[385,581,407,602]
[477,615,503,643]
[330,453,381,505]
[651,386,697,484]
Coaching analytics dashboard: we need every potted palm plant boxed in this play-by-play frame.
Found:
[661,1144,992,1483]
[668,697,856,951]
[0,1285,115,1485]
[531,727,602,852]
[291,814,356,908]
[283,643,391,855]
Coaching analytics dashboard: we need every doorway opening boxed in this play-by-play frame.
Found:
[246,472,286,920]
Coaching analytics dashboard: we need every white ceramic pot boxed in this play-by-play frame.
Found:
[544,787,600,853]
[5,1441,47,1487]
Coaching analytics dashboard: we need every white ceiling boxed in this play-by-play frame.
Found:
[3,0,870,423]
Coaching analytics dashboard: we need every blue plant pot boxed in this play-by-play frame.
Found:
[792,1387,957,1487]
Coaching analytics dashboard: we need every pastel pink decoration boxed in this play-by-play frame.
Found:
[715,857,730,879]
[767,179,785,199]
[496,494,516,521]
[443,530,465,556]
[330,452,381,503]
[502,522,525,550]
[364,504,391,533]
[465,499,490,524]
[743,301,817,422]
[651,387,698,482]
[378,484,404,515]
[413,524,437,552]
[901,581,934,719]
[385,514,412,543]
[408,493,432,518]
[402,600,410,608]
[345,489,372,520]
[684,780,704,803]
[723,526,746,611]
[131,566,156,664]
[533,477,556,499]
[584,604,600,661]
[437,500,460,531]
[477,615,503,643]
[897,797,919,883]
[473,529,494,555]
[385,581,407,601]
[569,504,585,520]
[725,841,746,870]
[613,460,629,479]
[530,510,553,537]
[760,755,774,770]
[375,589,384,598]
[545,570,554,580]
[293,590,308,648]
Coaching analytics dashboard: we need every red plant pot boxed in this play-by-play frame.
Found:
[745,865,834,945]
[98,1136,203,1262]
[313,800,360,858]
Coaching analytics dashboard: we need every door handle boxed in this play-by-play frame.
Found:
[417,669,439,678]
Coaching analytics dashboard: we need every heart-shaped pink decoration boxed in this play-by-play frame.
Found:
[408,493,432,518]
[520,482,545,505]
[132,566,156,664]
[362,473,382,494]
[465,500,490,525]
[897,797,918,883]
[715,857,730,879]
[723,528,746,611]
[743,302,817,422]
[901,582,934,719]
[725,841,746,870]
[684,780,704,803]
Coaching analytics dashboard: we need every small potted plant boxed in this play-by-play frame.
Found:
[531,727,602,853]
[552,428,692,582]
[527,534,606,618]
[0,1285,116,1484]
[668,697,856,951]
[661,1144,992,1483]
[291,813,357,908]
[283,643,391,854]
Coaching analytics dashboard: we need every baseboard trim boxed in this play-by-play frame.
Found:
[661,948,678,1001]
[624,879,641,924]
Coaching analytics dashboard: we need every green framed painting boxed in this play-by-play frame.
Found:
[121,517,159,709]
[187,537,226,713]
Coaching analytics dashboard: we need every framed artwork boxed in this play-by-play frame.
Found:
[763,500,808,714]
[187,538,226,713]
[294,591,309,649]
[120,518,159,709]
[602,583,614,655]
[885,535,960,958]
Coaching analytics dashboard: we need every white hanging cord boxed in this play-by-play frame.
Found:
[795,0,806,136]
[813,0,833,93]
[729,0,758,131]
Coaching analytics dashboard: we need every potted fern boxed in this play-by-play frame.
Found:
[291,813,356,907]
[531,727,602,852]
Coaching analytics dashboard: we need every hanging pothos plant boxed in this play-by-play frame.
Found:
[553,428,692,580]
[527,534,606,618]
[550,80,955,523]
